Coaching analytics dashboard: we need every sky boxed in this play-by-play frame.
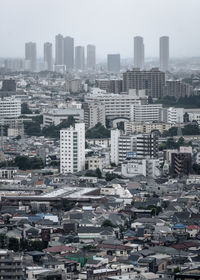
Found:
[0,0,200,59]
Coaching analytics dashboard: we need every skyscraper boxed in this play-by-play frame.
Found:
[25,42,37,72]
[134,36,144,69]
[107,54,120,73]
[64,36,74,70]
[87,44,96,70]
[60,123,85,174]
[44,42,53,71]
[55,34,64,65]
[160,36,169,72]
[75,46,85,70]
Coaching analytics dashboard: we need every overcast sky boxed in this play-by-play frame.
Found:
[0,0,199,59]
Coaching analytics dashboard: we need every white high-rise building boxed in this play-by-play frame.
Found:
[0,97,21,118]
[134,36,144,69]
[130,104,163,122]
[60,123,85,174]
[159,36,169,72]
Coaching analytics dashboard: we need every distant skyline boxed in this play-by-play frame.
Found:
[0,0,200,59]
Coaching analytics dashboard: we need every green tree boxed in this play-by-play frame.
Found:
[21,103,32,114]
[0,234,7,249]
[86,123,110,139]
[102,219,115,227]
[105,173,122,181]
[14,156,44,170]
[8,238,20,252]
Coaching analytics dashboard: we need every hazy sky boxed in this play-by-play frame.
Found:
[1,0,200,59]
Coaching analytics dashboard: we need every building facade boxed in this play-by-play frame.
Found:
[122,68,165,98]
[130,104,163,122]
[60,123,85,173]
[44,42,53,71]
[75,46,85,70]
[107,54,120,73]
[159,36,169,72]
[111,130,158,165]
[25,42,37,71]
[83,101,105,129]
[85,89,147,119]
[0,97,21,118]
[134,36,144,69]
[55,34,64,65]
[87,44,96,70]
[64,36,74,70]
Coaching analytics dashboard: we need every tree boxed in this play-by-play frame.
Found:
[21,103,32,114]
[105,173,122,181]
[14,156,44,170]
[8,238,20,252]
[96,168,102,178]
[86,123,110,139]
[102,219,115,227]
[0,234,7,249]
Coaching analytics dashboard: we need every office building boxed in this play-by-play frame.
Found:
[0,250,24,279]
[60,123,85,174]
[122,68,165,98]
[44,42,53,71]
[85,89,147,119]
[64,36,74,70]
[95,79,123,94]
[0,97,21,118]
[171,152,192,176]
[25,42,37,71]
[55,34,64,65]
[161,107,184,123]
[134,36,144,69]
[43,108,84,127]
[111,130,158,165]
[159,36,169,72]
[165,80,192,99]
[107,54,120,73]
[122,158,160,178]
[87,44,96,70]
[83,101,105,129]
[75,46,85,70]
[2,79,16,92]
[125,122,174,135]
[130,104,163,122]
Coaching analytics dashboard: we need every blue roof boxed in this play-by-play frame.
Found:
[172,223,186,229]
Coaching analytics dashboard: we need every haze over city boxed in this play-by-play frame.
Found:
[1,0,200,59]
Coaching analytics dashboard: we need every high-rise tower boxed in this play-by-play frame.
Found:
[159,36,169,72]
[134,36,144,69]
[87,44,96,70]
[44,42,53,71]
[64,36,74,70]
[55,34,64,65]
[75,46,85,70]
[25,42,37,72]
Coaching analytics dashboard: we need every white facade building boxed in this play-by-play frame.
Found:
[43,108,84,126]
[0,97,21,118]
[85,89,147,119]
[60,123,85,174]
[161,107,184,123]
[130,104,163,122]
[83,101,105,129]
[121,158,160,178]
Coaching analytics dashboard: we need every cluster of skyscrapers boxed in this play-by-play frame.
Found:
[133,36,169,72]
[24,35,169,73]
[25,34,96,72]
